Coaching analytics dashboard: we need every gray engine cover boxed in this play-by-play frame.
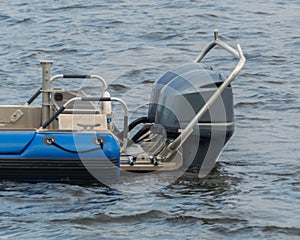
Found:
[148,63,234,167]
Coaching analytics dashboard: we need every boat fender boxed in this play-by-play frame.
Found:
[101,91,113,130]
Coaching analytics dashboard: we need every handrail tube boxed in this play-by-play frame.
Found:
[50,74,108,91]
[82,96,128,150]
[63,75,91,78]
[41,97,81,129]
[194,40,240,63]
[111,97,129,152]
[193,41,216,63]
[81,97,111,101]
[25,87,42,106]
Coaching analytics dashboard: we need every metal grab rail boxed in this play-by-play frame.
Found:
[50,74,108,90]
[193,30,241,62]
[40,96,129,151]
[159,29,246,160]
[25,87,42,106]
[25,74,108,105]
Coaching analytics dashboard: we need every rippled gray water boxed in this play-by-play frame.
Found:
[0,1,299,239]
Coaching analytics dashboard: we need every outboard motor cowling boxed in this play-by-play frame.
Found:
[148,62,235,167]
[128,30,246,176]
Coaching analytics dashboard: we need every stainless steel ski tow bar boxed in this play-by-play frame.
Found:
[158,30,246,160]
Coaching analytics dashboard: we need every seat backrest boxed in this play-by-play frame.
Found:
[58,114,107,130]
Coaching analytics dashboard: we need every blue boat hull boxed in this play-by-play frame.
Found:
[0,130,120,183]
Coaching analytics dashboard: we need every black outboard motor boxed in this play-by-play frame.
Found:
[148,62,234,168]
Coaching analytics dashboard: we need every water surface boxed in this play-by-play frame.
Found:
[0,1,299,239]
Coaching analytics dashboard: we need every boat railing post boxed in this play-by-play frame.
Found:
[40,60,53,127]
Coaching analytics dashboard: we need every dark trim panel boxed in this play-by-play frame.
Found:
[0,158,118,183]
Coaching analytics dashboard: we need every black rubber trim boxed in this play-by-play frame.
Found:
[62,74,90,79]
[81,97,111,102]
[128,116,149,132]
